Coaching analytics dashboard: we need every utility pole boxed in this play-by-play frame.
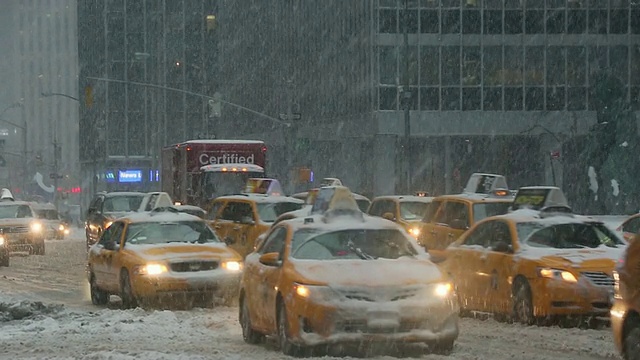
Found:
[402,0,412,194]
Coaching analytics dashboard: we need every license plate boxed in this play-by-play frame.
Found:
[366,311,400,329]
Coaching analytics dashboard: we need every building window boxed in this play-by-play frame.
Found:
[420,46,439,86]
[631,46,640,86]
[483,46,502,86]
[610,9,629,34]
[484,10,502,34]
[402,9,419,33]
[442,10,461,33]
[525,87,544,110]
[462,87,481,110]
[588,46,608,77]
[632,9,640,34]
[546,86,565,111]
[463,47,480,86]
[402,46,419,85]
[525,10,544,34]
[379,46,398,85]
[546,47,566,87]
[567,47,587,87]
[483,87,502,110]
[567,87,586,110]
[379,9,397,33]
[545,9,565,34]
[610,46,629,87]
[588,9,607,34]
[420,87,440,110]
[420,9,439,33]
[441,46,460,86]
[567,9,586,33]
[379,86,398,110]
[525,46,544,86]
[504,46,523,86]
[462,9,480,34]
[442,88,460,110]
[504,87,523,111]
[504,10,523,34]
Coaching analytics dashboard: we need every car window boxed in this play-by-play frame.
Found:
[435,201,468,227]
[472,202,512,223]
[422,200,442,223]
[256,202,303,223]
[219,201,254,222]
[623,217,640,233]
[259,226,287,255]
[207,201,224,220]
[522,222,624,249]
[367,200,383,216]
[124,221,220,245]
[98,221,124,246]
[103,195,143,212]
[464,221,494,247]
[400,201,430,221]
[16,205,33,218]
[487,221,512,249]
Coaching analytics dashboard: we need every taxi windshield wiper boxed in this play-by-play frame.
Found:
[347,240,375,260]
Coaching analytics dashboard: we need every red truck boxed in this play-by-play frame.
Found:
[161,140,267,207]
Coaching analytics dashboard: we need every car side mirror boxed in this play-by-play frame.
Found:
[103,241,118,251]
[224,236,236,246]
[492,241,512,253]
[239,216,255,225]
[382,212,395,221]
[259,252,282,267]
[449,219,468,230]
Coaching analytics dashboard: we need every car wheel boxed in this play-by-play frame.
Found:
[0,253,9,267]
[240,296,265,344]
[35,241,45,256]
[277,301,303,356]
[89,273,109,306]
[624,326,640,360]
[512,280,535,325]
[426,339,455,355]
[120,269,138,309]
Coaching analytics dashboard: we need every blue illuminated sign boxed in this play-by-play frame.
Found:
[105,171,116,183]
[118,170,142,183]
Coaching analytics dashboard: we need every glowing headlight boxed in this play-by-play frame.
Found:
[221,261,242,271]
[104,221,113,229]
[537,268,577,283]
[63,228,70,235]
[135,263,168,276]
[434,282,453,297]
[58,224,65,231]
[0,236,5,245]
[408,227,421,237]
[30,222,43,232]
[293,284,337,302]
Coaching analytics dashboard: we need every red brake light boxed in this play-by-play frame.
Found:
[261,146,267,153]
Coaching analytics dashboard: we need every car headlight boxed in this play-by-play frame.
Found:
[221,261,242,271]
[30,222,43,233]
[58,224,65,231]
[104,221,113,229]
[293,284,337,302]
[537,267,578,283]
[408,227,421,237]
[63,228,70,235]
[0,236,5,246]
[433,282,453,298]
[134,263,168,276]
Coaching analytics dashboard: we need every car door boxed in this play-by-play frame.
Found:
[252,225,287,332]
[91,222,121,288]
[481,220,516,314]
[445,221,494,311]
[211,199,232,238]
[207,199,225,229]
[100,222,126,293]
[418,199,442,248]
[217,200,255,256]
[438,200,470,248]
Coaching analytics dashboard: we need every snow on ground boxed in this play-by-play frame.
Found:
[0,226,624,360]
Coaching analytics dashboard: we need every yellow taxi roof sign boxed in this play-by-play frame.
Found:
[464,173,509,195]
[310,186,360,215]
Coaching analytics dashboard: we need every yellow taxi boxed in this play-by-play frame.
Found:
[611,234,640,359]
[86,208,244,308]
[367,194,434,238]
[238,194,459,356]
[418,190,513,250]
[437,207,625,325]
[207,194,304,257]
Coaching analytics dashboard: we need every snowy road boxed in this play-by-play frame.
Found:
[0,229,623,360]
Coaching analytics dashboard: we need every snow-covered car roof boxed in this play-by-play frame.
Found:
[284,211,402,233]
[102,191,146,198]
[494,209,603,226]
[373,195,434,203]
[215,194,303,204]
[115,210,204,223]
[436,192,513,203]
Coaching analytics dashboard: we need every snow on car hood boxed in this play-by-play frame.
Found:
[517,245,624,269]
[0,218,34,226]
[128,243,240,262]
[291,258,443,287]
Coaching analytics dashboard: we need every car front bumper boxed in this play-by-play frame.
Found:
[131,270,242,300]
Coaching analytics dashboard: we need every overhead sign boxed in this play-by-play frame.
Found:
[118,170,142,183]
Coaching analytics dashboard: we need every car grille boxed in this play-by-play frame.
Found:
[336,286,420,302]
[170,261,218,273]
[335,319,425,333]
[0,225,29,234]
[581,271,614,287]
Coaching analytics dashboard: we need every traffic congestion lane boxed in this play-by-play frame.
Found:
[0,229,621,360]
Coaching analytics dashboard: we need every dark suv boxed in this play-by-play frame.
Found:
[85,191,145,250]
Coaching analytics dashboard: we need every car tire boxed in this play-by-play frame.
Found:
[277,301,303,356]
[35,241,45,256]
[512,280,535,325]
[624,326,640,360]
[426,339,455,355]
[120,269,138,309]
[239,296,265,344]
[89,273,109,306]
[0,253,9,267]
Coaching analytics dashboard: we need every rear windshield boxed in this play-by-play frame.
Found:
[103,195,144,212]
[472,202,512,223]
[256,202,303,223]
[517,222,624,249]
[400,201,430,221]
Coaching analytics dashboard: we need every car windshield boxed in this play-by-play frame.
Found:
[103,195,144,212]
[356,199,371,213]
[256,202,303,222]
[291,228,417,260]
[34,209,60,220]
[125,221,220,245]
[400,201,430,220]
[472,202,512,223]
[517,222,624,249]
[0,204,33,219]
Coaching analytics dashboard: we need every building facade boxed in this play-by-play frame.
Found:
[1,0,79,203]
[78,0,220,207]
[215,0,640,210]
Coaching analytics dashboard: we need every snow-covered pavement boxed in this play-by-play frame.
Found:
[0,228,623,359]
